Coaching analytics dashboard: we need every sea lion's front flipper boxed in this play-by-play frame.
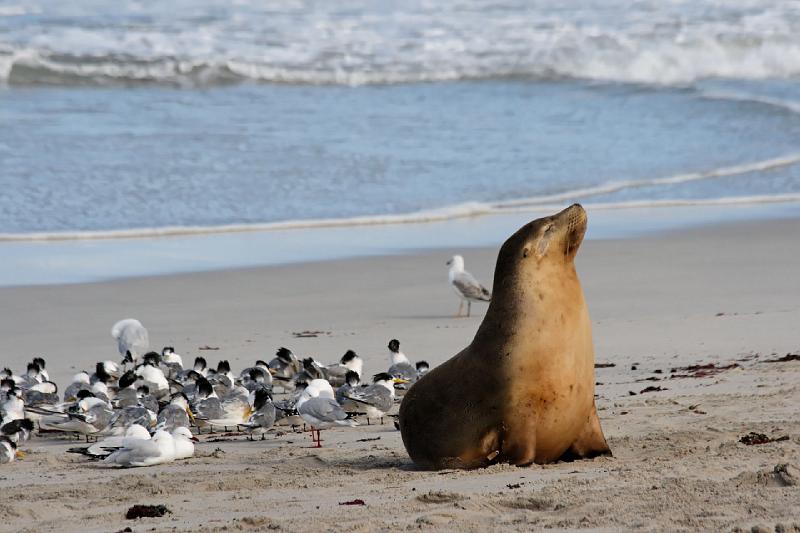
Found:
[500,417,538,466]
[560,404,612,461]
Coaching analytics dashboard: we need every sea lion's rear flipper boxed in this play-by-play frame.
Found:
[560,404,612,461]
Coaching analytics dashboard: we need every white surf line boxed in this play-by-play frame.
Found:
[495,153,800,209]
[501,192,800,216]
[698,90,800,115]
[2,155,800,243]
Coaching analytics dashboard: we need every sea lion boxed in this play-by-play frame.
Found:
[399,204,610,469]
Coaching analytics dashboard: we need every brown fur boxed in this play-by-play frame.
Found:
[399,204,611,469]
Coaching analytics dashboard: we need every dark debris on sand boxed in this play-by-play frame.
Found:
[669,362,740,378]
[594,362,616,368]
[640,386,668,394]
[292,330,331,338]
[126,504,171,519]
[739,432,790,446]
[762,353,800,363]
[339,499,365,506]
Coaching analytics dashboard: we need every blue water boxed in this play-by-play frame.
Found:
[1,0,800,284]
[2,81,800,235]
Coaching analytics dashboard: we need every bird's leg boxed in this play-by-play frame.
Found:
[261,433,266,441]
[380,417,384,425]
[367,418,370,426]
[467,301,472,317]
[456,301,463,318]
[315,429,323,448]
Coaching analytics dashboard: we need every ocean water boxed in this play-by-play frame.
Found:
[1,0,800,242]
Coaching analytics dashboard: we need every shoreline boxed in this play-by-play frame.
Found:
[2,201,800,288]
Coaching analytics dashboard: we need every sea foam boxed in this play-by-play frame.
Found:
[2,0,800,87]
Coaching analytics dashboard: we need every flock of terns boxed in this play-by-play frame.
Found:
[0,320,430,467]
[0,255,491,468]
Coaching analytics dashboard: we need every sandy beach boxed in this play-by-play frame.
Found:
[1,215,799,532]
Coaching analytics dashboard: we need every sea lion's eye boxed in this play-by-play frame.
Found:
[522,248,530,258]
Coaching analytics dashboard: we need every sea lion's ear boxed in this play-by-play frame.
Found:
[535,224,555,258]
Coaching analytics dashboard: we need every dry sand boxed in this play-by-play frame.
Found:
[1,216,799,532]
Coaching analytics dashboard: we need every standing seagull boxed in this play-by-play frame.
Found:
[446,255,491,317]
[296,379,356,447]
[111,319,150,364]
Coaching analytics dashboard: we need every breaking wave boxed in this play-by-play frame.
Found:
[3,0,800,87]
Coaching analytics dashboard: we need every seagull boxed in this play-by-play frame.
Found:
[268,348,301,391]
[135,357,169,399]
[214,360,236,386]
[22,380,59,408]
[241,367,272,394]
[446,255,491,317]
[342,373,406,425]
[0,436,22,464]
[296,379,356,447]
[156,393,195,432]
[114,370,140,408]
[19,361,44,388]
[1,418,34,443]
[386,339,417,383]
[1,387,25,422]
[159,347,184,379]
[67,424,151,458]
[241,388,276,440]
[111,318,150,364]
[335,371,362,413]
[31,357,49,382]
[177,357,208,380]
[103,429,175,467]
[191,377,250,431]
[39,392,114,438]
[239,361,273,393]
[292,358,327,387]
[324,350,364,387]
[102,405,156,436]
[63,372,91,402]
[171,427,197,460]
[1,368,23,385]
[90,361,119,386]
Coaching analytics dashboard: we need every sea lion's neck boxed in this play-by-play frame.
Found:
[471,261,580,356]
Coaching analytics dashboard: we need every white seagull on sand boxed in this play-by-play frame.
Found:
[446,255,491,317]
[296,379,357,447]
[103,428,175,467]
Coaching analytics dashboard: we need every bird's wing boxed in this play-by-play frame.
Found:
[120,324,149,357]
[452,271,491,301]
[157,406,189,430]
[106,438,159,465]
[194,398,225,419]
[220,397,249,420]
[345,386,393,411]
[387,362,417,379]
[300,398,347,422]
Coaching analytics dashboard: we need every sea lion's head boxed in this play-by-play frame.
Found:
[503,203,586,263]
[492,204,587,298]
